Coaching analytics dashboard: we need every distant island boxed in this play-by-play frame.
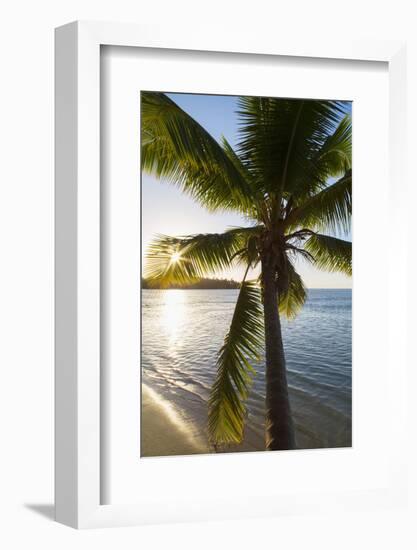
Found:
[141,277,240,290]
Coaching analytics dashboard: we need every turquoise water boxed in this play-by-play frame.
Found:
[141,288,352,450]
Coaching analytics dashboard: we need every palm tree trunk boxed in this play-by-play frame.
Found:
[262,259,296,450]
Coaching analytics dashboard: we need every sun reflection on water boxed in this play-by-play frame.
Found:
[160,289,187,345]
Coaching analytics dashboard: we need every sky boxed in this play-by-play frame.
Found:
[141,93,352,288]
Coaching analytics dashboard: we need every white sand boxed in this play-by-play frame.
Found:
[141,385,210,457]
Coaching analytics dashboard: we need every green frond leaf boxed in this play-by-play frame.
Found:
[315,114,352,176]
[220,135,263,221]
[208,281,264,446]
[220,135,254,184]
[236,96,346,197]
[288,170,352,235]
[144,228,261,287]
[278,259,307,320]
[290,114,352,202]
[304,233,352,275]
[141,92,254,214]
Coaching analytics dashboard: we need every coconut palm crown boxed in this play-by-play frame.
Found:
[142,92,352,451]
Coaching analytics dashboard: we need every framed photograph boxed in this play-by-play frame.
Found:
[55,21,407,528]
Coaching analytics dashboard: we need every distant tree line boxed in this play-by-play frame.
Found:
[141,277,240,289]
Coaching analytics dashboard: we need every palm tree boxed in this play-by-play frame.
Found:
[142,92,352,451]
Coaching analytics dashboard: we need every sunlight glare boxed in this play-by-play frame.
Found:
[161,289,187,345]
[170,252,181,264]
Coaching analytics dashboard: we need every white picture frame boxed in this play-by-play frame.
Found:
[55,20,407,529]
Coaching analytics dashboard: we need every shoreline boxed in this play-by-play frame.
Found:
[141,383,351,456]
[141,288,351,456]
[141,384,210,457]
[141,384,265,457]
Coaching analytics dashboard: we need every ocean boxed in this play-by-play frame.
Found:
[141,288,352,451]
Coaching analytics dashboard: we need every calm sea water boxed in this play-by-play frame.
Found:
[141,288,352,450]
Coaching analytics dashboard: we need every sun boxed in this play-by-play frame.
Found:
[170,252,181,264]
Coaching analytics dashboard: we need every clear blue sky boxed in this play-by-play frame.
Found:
[142,93,352,288]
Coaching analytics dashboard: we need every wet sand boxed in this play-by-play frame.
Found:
[141,384,265,457]
[141,383,350,455]
[141,385,209,457]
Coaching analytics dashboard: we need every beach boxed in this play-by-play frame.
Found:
[141,288,352,456]
[141,384,209,457]
[141,384,266,456]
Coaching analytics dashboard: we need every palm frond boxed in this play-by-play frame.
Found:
[315,114,352,175]
[208,281,264,445]
[144,228,259,287]
[236,97,346,198]
[141,92,254,214]
[304,233,352,275]
[288,114,352,201]
[220,135,254,184]
[278,258,307,320]
[288,170,352,235]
